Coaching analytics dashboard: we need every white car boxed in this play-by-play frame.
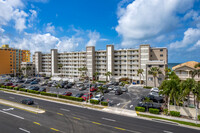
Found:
[91,94,104,101]
[108,85,114,91]
[151,87,159,93]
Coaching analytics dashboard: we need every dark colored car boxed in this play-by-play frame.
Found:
[18,84,26,88]
[30,81,38,85]
[21,98,34,105]
[75,93,84,98]
[24,80,31,84]
[113,82,119,86]
[31,86,40,91]
[44,77,50,79]
[137,102,162,111]
[5,83,13,86]
[81,93,93,101]
[38,87,46,92]
[79,86,87,91]
[141,95,164,103]
[62,92,72,96]
[103,88,110,93]
[115,89,123,95]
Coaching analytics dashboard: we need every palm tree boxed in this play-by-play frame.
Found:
[191,69,200,79]
[58,64,63,77]
[193,82,200,109]
[26,67,31,76]
[21,67,26,76]
[148,67,162,87]
[164,68,171,80]
[93,72,99,81]
[137,69,144,84]
[55,83,62,98]
[194,63,200,68]
[95,86,106,105]
[105,71,112,82]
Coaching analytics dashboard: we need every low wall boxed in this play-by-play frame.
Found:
[169,105,200,118]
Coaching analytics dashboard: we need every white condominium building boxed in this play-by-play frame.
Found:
[33,44,168,87]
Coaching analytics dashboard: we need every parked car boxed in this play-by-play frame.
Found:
[102,85,109,89]
[137,102,162,111]
[97,84,103,88]
[21,98,34,105]
[115,89,123,95]
[43,77,50,79]
[75,93,84,98]
[26,86,39,91]
[4,83,13,86]
[113,86,120,91]
[38,87,46,92]
[81,93,93,101]
[18,84,26,88]
[39,81,47,86]
[24,80,31,84]
[11,83,18,88]
[151,87,159,93]
[141,94,164,103]
[107,81,115,86]
[62,92,72,96]
[121,87,128,92]
[30,81,38,85]
[113,82,119,86]
[108,85,114,91]
[79,85,87,91]
[91,94,104,101]
[103,88,110,93]
[90,84,98,92]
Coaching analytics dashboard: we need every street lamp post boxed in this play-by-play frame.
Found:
[87,71,91,104]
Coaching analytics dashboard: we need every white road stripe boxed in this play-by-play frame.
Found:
[102,117,116,122]
[60,108,70,112]
[163,131,173,133]
[19,128,30,133]
[0,110,24,119]
[9,97,15,99]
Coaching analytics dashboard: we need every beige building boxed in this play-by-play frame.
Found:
[33,44,168,86]
[21,62,35,77]
[172,61,200,82]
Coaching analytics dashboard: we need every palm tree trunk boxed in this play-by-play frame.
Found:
[154,76,156,87]
[168,97,170,111]
[139,74,141,85]
[194,95,196,106]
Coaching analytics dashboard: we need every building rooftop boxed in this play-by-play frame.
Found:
[172,61,200,70]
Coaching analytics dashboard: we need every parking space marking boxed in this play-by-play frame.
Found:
[33,122,41,126]
[0,110,24,119]
[73,117,80,120]
[130,105,133,108]
[163,130,173,133]
[92,122,102,125]
[102,117,116,122]
[9,97,15,99]
[114,127,126,131]
[60,108,70,112]
[19,128,30,133]
[50,128,59,132]
[117,103,121,106]
[57,113,64,116]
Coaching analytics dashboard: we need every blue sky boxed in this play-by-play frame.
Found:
[0,0,200,63]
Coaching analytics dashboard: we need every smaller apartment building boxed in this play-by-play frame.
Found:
[33,44,168,87]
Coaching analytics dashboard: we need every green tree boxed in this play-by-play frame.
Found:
[194,63,200,68]
[148,67,162,87]
[55,83,62,98]
[26,67,31,76]
[93,72,99,81]
[137,69,144,84]
[191,69,200,79]
[164,68,171,80]
[105,71,112,82]
[193,82,200,108]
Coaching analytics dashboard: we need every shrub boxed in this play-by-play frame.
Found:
[121,81,129,84]
[101,101,108,106]
[40,92,57,97]
[27,90,40,94]
[13,87,19,90]
[90,99,100,104]
[170,111,181,117]
[163,109,168,115]
[98,81,107,83]
[19,88,27,92]
[143,86,152,89]
[0,85,6,88]
[6,86,13,89]
[58,95,83,102]
[149,108,160,114]
[198,115,200,121]
[135,106,145,112]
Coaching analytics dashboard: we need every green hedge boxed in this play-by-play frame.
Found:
[135,106,145,112]
[143,86,152,89]
[90,99,100,104]
[149,108,160,114]
[170,111,181,117]
[40,92,57,97]
[6,86,13,89]
[163,109,168,115]
[19,88,27,92]
[58,95,83,102]
[198,115,200,121]
[27,90,40,94]
[101,101,108,106]
[14,87,19,90]
[0,85,6,88]
[121,81,129,84]
[98,81,107,83]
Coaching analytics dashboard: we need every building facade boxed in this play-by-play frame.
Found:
[21,62,35,77]
[0,44,31,75]
[172,61,200,82]
[33,44,168,86]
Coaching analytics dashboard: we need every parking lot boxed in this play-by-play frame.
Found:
[0,77,151,110]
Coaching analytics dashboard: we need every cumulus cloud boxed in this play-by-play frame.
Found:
[86,31,100,46]
[116,0,195,46]
[45,23,55,34]
[169,28,200,50]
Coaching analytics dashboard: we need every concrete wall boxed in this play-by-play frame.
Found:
[169,105,200,118]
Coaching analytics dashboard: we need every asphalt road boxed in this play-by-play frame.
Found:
[0,90,199,133]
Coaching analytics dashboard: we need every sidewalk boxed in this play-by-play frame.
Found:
[102,107,137,117]
[0,98,45,114]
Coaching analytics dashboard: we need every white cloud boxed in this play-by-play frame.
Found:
[116,0,195,47]
[86,31,100,46]
[28,9,37,28]
[169,28,200,50]
[0,35,10,44]
[0,27,4,33]
[45,23,55,34]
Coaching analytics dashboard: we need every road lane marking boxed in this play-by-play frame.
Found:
[0,110,24,119]
[19,128,30,133]
[9,97,15,99]
[2,108,14,111]
[115,127,126,131]
[102,117,116,122]
[92,122,102,125]
[122,100,131,109]
[130,105,133,108]
[163,131,173,133]
[33,122,41,126]
[57,113,64,116]
[50,128,59,131]
[60,108,70,112]
[73,117,80,120]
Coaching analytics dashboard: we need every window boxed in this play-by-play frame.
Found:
[148,77,153,81]
[150,55,152,57]
[159,65,164,68]
[160,49,163,52]
[158,78,162,81]
[148,65,152,67]
[160,54,163,57]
